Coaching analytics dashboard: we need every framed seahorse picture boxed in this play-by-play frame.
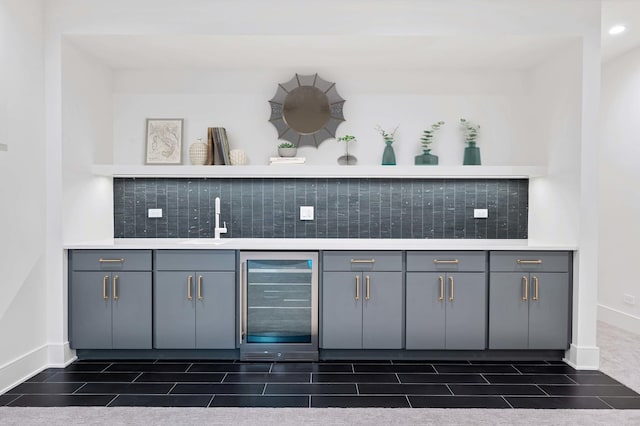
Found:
[145,118,183,164]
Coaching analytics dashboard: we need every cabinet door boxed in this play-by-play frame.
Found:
[406,272,446,349]
[488,272,529,349]
[446,272,486,349]
[322,272,363,349]
[528,272,569,349]
[112,272,152,349]
[154,271,196,348]
[70,271,113,349]
[362,272,403,349]
[195,271,236,349]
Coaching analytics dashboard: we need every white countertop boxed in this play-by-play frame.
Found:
[63,238,576,251]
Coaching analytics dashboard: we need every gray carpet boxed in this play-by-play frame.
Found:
[1,321,639,425]
[1,407,640,425]
[598,321,640,393]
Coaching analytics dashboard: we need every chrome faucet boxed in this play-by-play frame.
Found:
[214,197,228,240]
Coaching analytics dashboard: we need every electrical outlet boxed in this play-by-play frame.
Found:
[624,294,636,305]
[474,208,488,219]
[300,206,314,221]
[148,208,163,218]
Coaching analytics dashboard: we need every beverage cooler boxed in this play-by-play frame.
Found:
[239,252,319,361]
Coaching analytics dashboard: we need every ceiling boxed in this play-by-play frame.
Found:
[66,35,579,71]
[64,1,640,71]
[602,0,640,62]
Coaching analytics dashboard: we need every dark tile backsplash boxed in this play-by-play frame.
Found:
[113,178,528,239]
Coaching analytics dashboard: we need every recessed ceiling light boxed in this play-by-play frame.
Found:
[609,25,627,35]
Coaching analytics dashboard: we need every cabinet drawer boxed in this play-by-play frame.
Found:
[406,251,486,272]
[70,250,152,271]
[490,251,571,272]
[155,250,236,271]
[323,251,402,271]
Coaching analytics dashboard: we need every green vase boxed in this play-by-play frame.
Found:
[463,142,481,165]
[381,140,396,165]
[414,150,439,165]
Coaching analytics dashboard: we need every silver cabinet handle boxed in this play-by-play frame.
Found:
[99,258,124,263]
[517,259,542,265]
[102,275,109,300]
[434,259,459,264]
[351,259,375,264]
[187,275,193,300]
[365,275,370,300]
[355,275,360,301]
[197,275,203,300]
[448,276,454,301]
[522,275,529,302]
[532,275,539,301]
[240,263,246,343]
[113,275,119,300]
[438,276,444,301]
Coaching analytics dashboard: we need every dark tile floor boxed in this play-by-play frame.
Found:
[2,359,640,409]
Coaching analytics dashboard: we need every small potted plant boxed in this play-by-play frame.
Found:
[460,118,481,165]
[415,121,444,165]
[336,134,357,165]
[375,125,398,165]
[277,142,297,157]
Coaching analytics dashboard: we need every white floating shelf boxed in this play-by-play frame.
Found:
[92,164,547,179]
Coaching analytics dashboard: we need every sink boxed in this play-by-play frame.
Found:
[179,239,228,246]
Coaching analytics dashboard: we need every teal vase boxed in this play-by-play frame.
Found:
[415,150,439,165]
[463,142,481,165]
[381,140,396,165]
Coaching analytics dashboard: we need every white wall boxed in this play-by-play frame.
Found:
[0,0,49,392]
[112,69,535,168]
[528,43,583,246]
[599,46,640,334]
[62,39,114,243]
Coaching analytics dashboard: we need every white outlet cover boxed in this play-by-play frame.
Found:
[300,206,314,221]
[148,208,163,218]
[474,208,489,218]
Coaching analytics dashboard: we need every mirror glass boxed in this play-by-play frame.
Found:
[269,74,345,147]
[283,86,330,134]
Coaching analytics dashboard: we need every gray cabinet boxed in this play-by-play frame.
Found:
[69,250,152,349]
[154,250,236,349]
[489,251,571,350]
[322,252,403,349]
[406,251,487,350]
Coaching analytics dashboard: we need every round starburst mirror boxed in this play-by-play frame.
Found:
[269,74,346,147]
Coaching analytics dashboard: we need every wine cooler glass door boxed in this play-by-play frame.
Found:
[246,258,312,343]
[240,252,319,361]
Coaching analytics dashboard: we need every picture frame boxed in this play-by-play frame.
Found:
[145,118,183,164]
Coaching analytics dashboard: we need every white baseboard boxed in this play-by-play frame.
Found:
[564,343,600,370]
[0,344,49,394]
[0,342,76,394]
[598,304,640,335]
[47,341,76,368]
